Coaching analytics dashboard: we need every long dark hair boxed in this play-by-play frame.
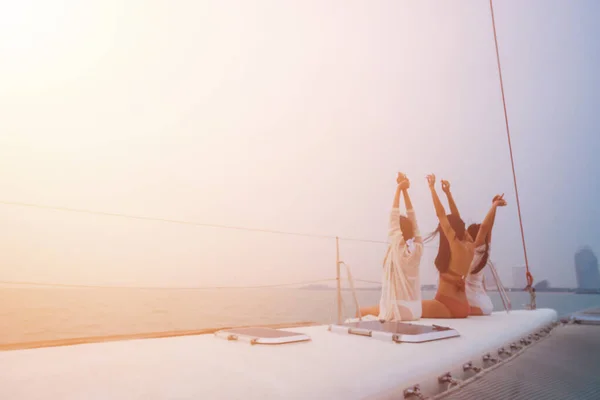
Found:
[399,215,415,241]
[425,214,466,273]
[467,223,490,274]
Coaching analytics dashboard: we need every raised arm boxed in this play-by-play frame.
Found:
[427,174,447,219]
[402,183,422,243]
[427,174,456,242]
[402,181,413,211]
[475,194,507,247]
[389,173,408,237]
[392,182,402,209]
[441,180,460,217]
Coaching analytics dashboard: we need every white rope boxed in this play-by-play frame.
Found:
[0,200,388,244]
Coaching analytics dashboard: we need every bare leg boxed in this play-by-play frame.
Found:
[359,305,417,320]
[398,305,415,321]
[469,306,484,316]
[359,305,379,317]
[421,299,452,318]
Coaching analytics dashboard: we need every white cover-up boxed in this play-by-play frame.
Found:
[466,244,494,315]
[378,207,423,321]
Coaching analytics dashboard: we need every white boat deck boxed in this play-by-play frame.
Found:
[0,309,557,400]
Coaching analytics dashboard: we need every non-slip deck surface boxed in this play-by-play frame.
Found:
[442,323,600,400]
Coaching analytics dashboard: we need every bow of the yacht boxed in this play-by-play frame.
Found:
[0,308,557,400]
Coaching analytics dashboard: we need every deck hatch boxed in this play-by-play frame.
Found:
[214,327,311,345]
[329,320,460,343]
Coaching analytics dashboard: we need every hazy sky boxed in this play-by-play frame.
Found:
[0,0,598,288]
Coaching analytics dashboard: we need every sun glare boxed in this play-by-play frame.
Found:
[0,1,122,90]
[0,1,68,52]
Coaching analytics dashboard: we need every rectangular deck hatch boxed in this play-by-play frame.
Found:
[329,320,459,343]
[214,327,311,345]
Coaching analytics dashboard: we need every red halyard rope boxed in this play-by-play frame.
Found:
[489,0,534,289]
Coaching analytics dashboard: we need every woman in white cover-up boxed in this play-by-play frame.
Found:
[465,194,508,315]
[359,173,423,321]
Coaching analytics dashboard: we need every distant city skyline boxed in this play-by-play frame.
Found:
[575,247,600,290]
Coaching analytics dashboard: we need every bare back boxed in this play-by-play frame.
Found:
[448,239,475,277]
[437,218,475,299]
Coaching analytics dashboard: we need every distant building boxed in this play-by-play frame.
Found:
[512,266,527,289]
[534,280,550,291]
[575,247,600,290]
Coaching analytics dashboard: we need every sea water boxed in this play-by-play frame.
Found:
[1,287,599,345]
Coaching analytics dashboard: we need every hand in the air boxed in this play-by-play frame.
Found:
[399,178,410,191]
[493,194,507,207]
[441,180,451,194]
[426,174,436,188]
[396,172,407,185]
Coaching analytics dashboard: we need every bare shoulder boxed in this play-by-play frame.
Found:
[464,241,475,256]
[453,238,474,255]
